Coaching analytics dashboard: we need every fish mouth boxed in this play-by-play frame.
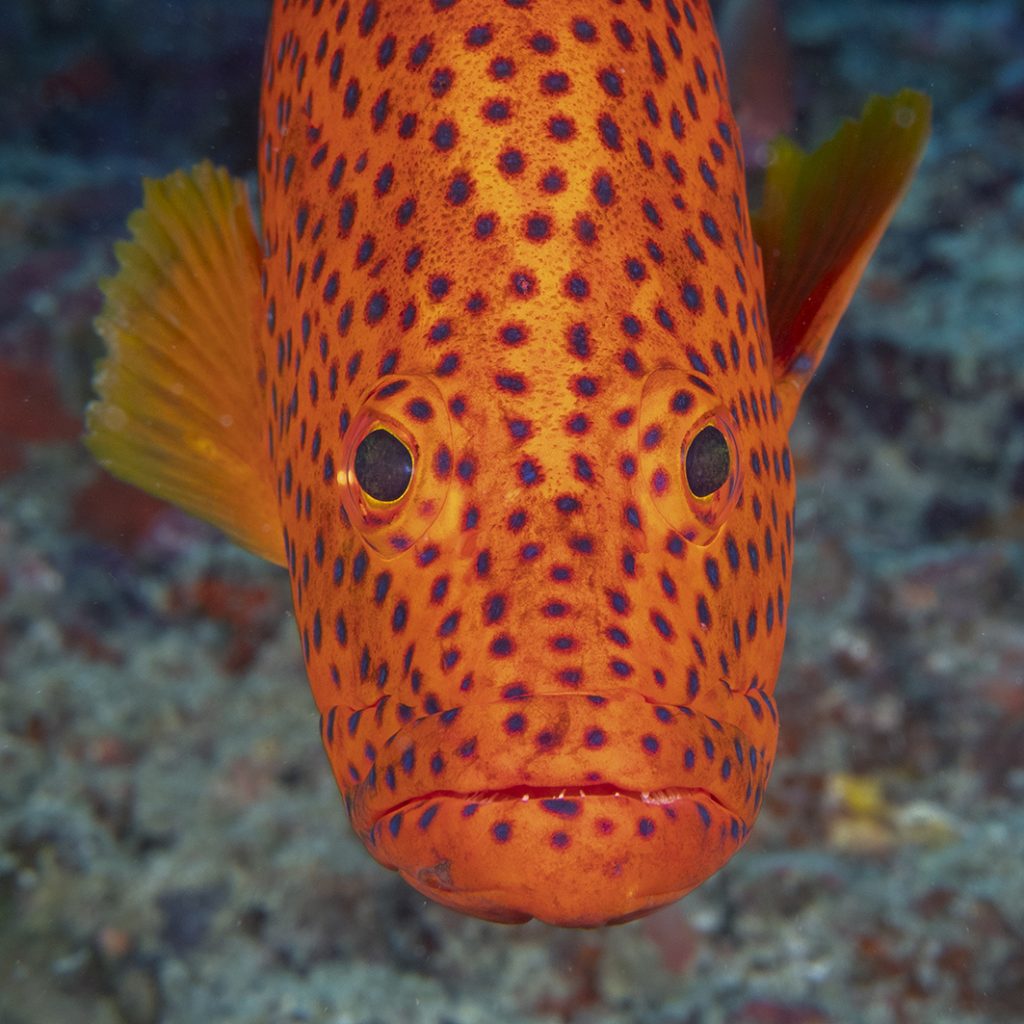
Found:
[371,781,738,828]
[341,689,774,836]
[332,691,775,926]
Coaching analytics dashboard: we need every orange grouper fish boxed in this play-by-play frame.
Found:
[86,0,929,926]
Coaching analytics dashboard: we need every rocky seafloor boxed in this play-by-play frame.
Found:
[1,1,1022,1022]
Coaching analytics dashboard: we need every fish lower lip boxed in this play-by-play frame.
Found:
[372,781,736,827]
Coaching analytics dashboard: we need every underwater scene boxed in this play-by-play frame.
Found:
[1,0,1022,1021]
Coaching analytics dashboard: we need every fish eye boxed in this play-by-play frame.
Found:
[639,370,741,544]
[684,425,731,498]
[354,428,413,503]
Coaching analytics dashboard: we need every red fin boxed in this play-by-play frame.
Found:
[86,163,284,565]
[752,90,931,425]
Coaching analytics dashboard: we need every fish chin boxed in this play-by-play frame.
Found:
[339,692,774,926]
[370,786,746,926]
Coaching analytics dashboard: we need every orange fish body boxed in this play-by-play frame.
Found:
[87,1,929,925]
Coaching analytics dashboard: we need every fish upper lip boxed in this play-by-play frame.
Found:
[344,690,767,833]
[371,781,738,829]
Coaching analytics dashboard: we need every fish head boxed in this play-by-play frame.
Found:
[313,302,790,926]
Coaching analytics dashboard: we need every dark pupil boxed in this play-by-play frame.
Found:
[354,429,413,502]
[685,426,731,498]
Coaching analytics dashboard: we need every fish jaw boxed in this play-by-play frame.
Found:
[381,790,741,926]
[324,691,776,926]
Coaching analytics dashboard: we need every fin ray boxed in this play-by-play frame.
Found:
[752,89,931,421]
[86,162,284,565]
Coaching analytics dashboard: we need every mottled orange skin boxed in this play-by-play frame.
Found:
[259,0,789,926]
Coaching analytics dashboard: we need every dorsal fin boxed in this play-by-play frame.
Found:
[86,162,284,565]
[751,89,931,425]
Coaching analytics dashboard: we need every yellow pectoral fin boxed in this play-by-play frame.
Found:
[86,162,284,565]
[752,89,931,426]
